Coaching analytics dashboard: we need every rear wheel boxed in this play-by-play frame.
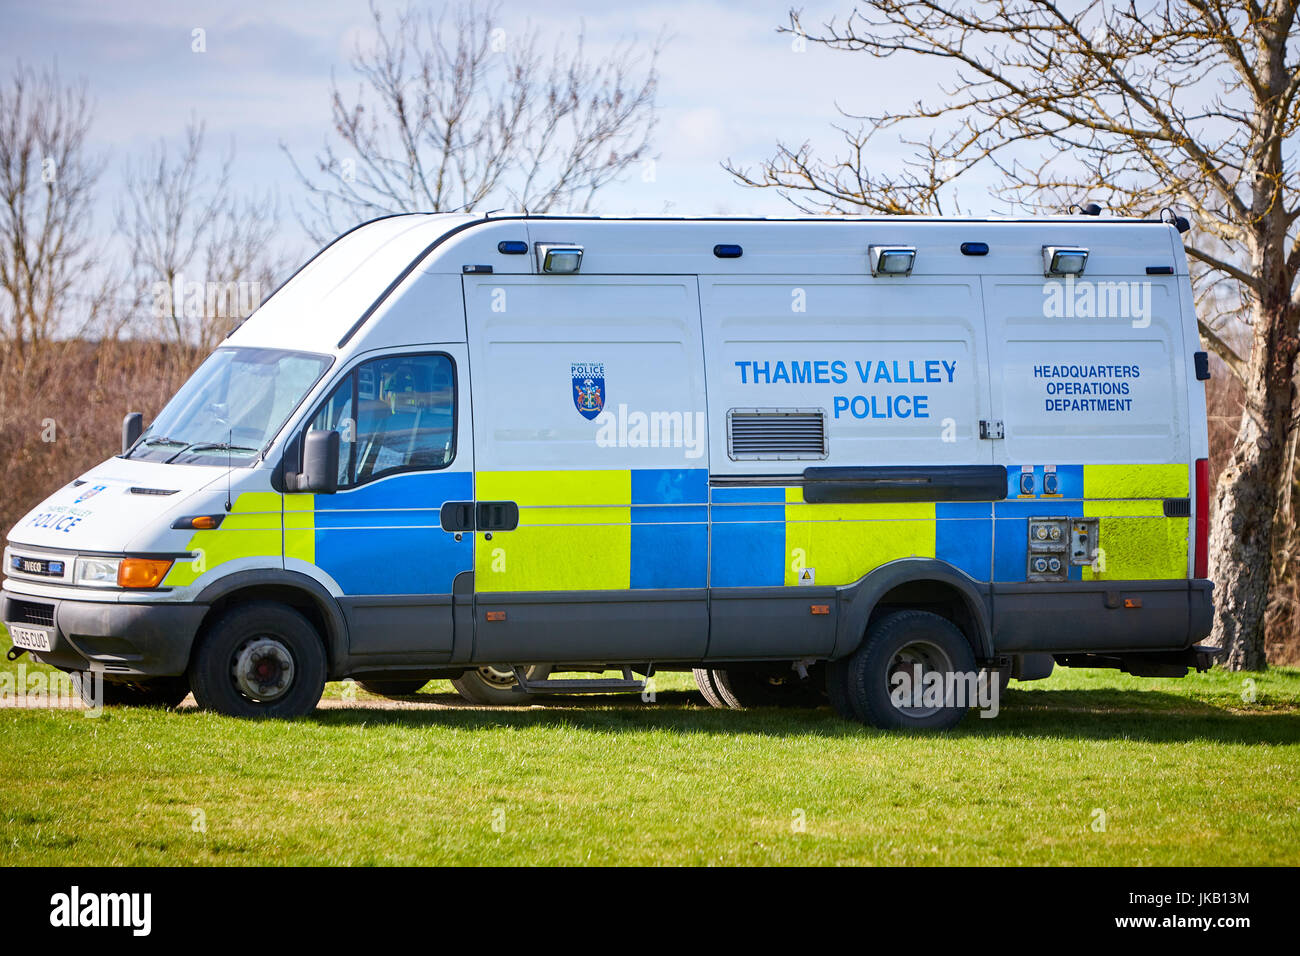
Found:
[692,668,729,708]
[843,610,977,730]
[356,679,428,698]
[701,664,824,709]
[450,665,541,705]
[825,658,857,720]
[189,602,327,718]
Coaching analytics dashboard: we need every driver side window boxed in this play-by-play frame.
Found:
[310,353,456,489]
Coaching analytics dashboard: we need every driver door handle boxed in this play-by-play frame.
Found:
[439,500,475,532]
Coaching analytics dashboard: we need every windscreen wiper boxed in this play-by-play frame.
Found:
[164,441,259,463]
[126,435,187,459]
[184,442,259,453]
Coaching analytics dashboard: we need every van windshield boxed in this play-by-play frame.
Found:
[127,347,332,465]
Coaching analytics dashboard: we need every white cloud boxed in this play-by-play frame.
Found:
[0,0,1007,248]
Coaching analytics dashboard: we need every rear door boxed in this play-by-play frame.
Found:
[462,274,710,663]
[981,270,1191,581]
[981,257,1193,649]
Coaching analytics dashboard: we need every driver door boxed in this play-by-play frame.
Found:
[302,347,474,662]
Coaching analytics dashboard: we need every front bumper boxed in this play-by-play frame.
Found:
[1,590,207,677]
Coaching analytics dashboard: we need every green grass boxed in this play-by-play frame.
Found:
[1,627,1298,866]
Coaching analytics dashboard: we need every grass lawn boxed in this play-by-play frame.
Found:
[1,626,1298,866]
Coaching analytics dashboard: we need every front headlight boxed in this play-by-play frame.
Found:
[73,556,173,588]
[74,557,121,587]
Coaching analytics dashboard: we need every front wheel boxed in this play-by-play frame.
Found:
[189,602,327,718]
[841,610,978,730]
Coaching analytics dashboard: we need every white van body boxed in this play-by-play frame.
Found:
[1,214,1215,723]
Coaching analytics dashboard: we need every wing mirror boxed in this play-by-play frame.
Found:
[295,429,340,494]
[122,412,143,454]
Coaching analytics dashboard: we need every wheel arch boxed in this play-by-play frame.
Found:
[832,558,993,661]
[192,570,350,677]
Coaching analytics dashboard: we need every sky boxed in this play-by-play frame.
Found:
[0,0,1011,264]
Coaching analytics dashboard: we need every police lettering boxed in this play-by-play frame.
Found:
[832,395,930,419]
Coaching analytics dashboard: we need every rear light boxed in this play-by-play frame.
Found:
[1194,458,1210,579]
[117,558,173,589]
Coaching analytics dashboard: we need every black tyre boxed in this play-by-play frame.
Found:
[356,679,428,698]
[843,610,977,730]
[189,602,327,718]
[824,657,857,720]
[77,675,191,709]
[692,668,729,708]
[450,665,539,705]
[708,664,824,709]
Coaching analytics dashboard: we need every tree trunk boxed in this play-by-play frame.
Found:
[1209,303,1299,670]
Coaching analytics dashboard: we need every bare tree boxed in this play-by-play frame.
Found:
[728,1,1300,670]
[285,1,660,241]
[0,64,109,358]
[197,197,284,350]
[117,120,284,346]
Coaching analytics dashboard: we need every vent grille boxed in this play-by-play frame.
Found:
[727,408,827,461]
[1163,497,1192,518]
[9,600,54,627]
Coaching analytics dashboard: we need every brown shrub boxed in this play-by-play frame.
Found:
[0,340,203,535]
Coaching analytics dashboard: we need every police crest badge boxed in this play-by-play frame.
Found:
[74,484,107,504]
[571,362,606,420]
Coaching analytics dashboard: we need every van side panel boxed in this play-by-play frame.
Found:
[163,490,285,588]
[463,275,711,661]
[471,467,709,591]
[697,275,994,656]
[443,220,1210,665]
[699,276,993,475]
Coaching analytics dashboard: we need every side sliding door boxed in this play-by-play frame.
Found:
[463,275,710,664]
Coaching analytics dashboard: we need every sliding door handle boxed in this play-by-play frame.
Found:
[476,500,519,532]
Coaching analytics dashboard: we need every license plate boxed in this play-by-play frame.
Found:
[7,625,51,652]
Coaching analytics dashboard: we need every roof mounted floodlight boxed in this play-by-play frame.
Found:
[536,243,583,274]
[868,244,916,277]
[1042,245,1089,277]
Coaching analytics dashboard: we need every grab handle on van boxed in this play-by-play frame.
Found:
[1193,351,1211,381]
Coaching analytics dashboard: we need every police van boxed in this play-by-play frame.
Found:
[1,214,1216,728]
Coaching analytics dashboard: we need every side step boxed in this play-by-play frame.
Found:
[510,665,647,695]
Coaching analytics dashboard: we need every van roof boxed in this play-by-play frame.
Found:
[227,212,1186,356]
